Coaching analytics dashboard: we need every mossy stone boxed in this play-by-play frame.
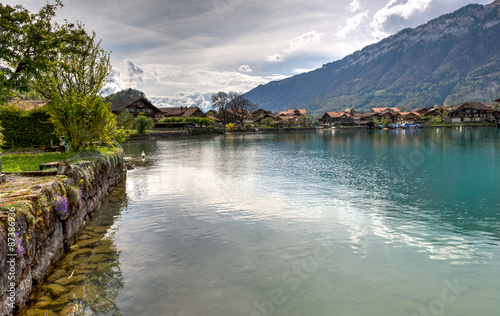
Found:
[92,246,115,254]
[74,237,101,247]
[54,274,86,286]
[33,299,52,309]
[89,253,107,264]
[47,284,66,297]
[47,269,66,282]
[93,226,109,233]
[68,285,85,300]
[24,309,58,316]
[59,303,84,316]
[50,294,69,310]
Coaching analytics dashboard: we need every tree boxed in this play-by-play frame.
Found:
[0,1,63,103]
[33,21,111,99]
[260,117,274,127]
[105,88,147,102]
[297,115,313,127]
[135,115,154,134]
[116,111,134,130]
[228,94,256,126]
[0,123,4,151]
[47,93,118,151]
[373,116,390,127]
[211,91,230,125]
[30,21,124,150]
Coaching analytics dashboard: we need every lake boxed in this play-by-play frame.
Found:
[26,128,500,316]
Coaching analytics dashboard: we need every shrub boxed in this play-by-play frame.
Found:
[0,105,58,148]
[135,115,154,134]
[116,111,135,130]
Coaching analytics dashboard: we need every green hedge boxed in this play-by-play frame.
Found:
[0,106,58,149]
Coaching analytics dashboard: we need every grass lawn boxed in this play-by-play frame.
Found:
[2,147,119,172]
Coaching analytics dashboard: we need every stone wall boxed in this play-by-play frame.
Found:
[0,151,126,316]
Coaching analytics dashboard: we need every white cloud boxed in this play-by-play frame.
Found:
[337,10,370,39]
[370,0,433,38]
[150,92,213,110]
[265,54,284,63]
[106,58,287,106]
[349,0,364,12]
[239,65,253,72]
[284,30,325,54]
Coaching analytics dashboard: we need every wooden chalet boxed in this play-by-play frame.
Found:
[448,102,494,123]
[370,107,400,114]
[318,109,371,126]
[424,106,448,117]
[110,97,160,119]
[157,106,206,120]
[413,107,428,115]
[251,109,275,125]
[318,112,349,125]
[252,109,274,118]
[278,109,307,118]
[396,112,421,125]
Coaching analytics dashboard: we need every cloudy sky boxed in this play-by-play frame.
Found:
[6,0,493,107]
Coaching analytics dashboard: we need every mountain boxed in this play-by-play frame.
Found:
[105,88,147,102]
[244,0,500,115]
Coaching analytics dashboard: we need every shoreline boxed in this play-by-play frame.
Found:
[123,124,499,141]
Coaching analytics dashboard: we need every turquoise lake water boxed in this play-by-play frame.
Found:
[27,128,500,315]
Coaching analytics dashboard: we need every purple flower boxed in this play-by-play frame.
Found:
[14,232,24,256]
[54,195,68,215]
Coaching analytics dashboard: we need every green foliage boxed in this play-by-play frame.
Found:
[135,115,154,134]
[296,115,313,127]
[33,21,111,99]
[161,117,185,123]
[28,19,123,151]
[116,111,134,130]
[0,123,4,152]
[244,123,253,130]
[373,116,390,127]
[160,117,215,127]
[0,1,64,103]
[428,116,444,125]
[47,94,117,151]
[105,88,147,102]
[0,105,57,148]
[259,117,274,127]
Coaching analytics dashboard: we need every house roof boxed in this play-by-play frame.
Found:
[452,102,494,112]
[158,106,205,118]
[110,97,160,113]
[279,109,307,116]
[413,107,428,113]
[371,107,400,113]
[252,109,274,115]
[398,111,421,117]
[324,111,353,118]
[8,99,46,110]
[207,115,221,122]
